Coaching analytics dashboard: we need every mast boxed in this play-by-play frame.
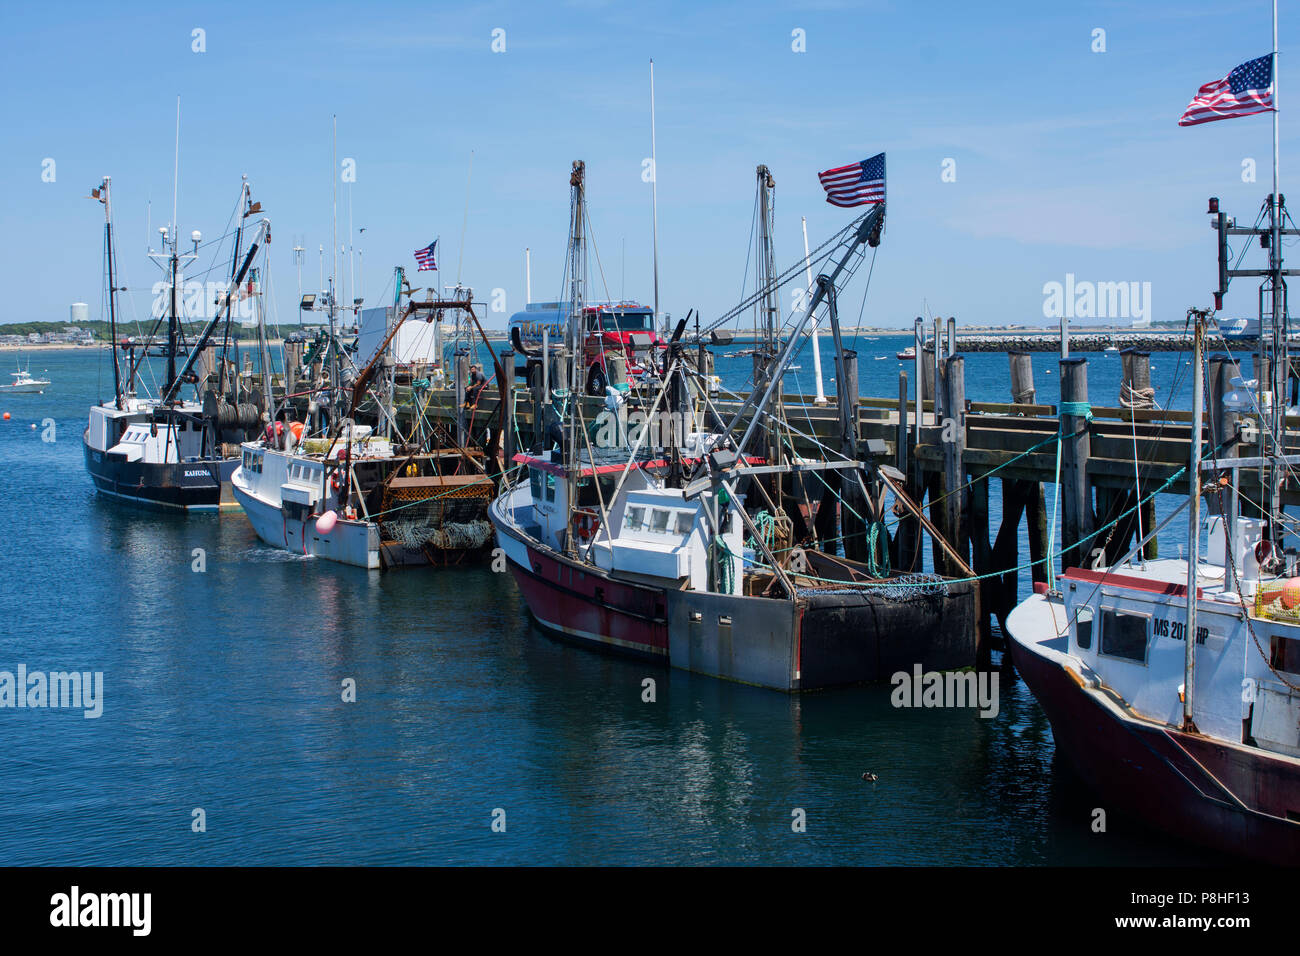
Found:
[329,115,341,413]
[166,97,181,402]
[219,180,250,399]
[649,59,661,333]
[99,177,123,408]
[1184,309,1205,731]
[725,204,884,455]
[756,165,784,471]
[566,160,586,555]
[1268,0,1287,549]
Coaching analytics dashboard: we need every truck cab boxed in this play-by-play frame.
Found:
[509,301,664,395]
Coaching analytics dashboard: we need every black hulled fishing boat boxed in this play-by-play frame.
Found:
[83,172,275,512]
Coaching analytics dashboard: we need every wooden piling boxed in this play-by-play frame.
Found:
[894,371,919,571]
[940,355,968,576]
[1059,357,1095,572]
[968,466,993,662]
[1208,353,1241,456]
[1009,350,1035,405]
[1119,348,1153,411]
[839,349,866,562]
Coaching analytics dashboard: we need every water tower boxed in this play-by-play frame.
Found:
[70,302,88,325]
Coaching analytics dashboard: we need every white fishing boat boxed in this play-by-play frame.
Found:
[0,365,50,393]
[232,122,497,569]
[1007,65,1300,860]
[232,425,494,569]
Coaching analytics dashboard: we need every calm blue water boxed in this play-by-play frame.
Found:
[0,342,1228,865]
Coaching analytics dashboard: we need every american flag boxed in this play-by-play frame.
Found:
[817,153,885,207]
[1179,55,1275,126]
[414,239,438,271]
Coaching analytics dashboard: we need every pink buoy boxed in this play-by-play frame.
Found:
[316,510,338,534]
[1282,577,1300,609]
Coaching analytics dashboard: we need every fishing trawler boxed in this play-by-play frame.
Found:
[232,419,494,569]
[231,140,498,569]
[1007,182,1300,860]
[491,160,976,691]
[82,173,274,511]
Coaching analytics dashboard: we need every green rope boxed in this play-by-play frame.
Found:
[866,521,890,578]
[745,456,1190,590]
[1048,401,1093,589]
[747,509,775,552]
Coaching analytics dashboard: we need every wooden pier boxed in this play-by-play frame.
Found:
[356,345,1296,657]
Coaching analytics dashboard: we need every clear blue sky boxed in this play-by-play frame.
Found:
[0,0,1292,330]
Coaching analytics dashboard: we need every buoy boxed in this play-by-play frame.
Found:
[29,423,36,430]
[316,510,338,534]
[1282,577,1300,609]
[2,413,9,420]
[289,421,304,441]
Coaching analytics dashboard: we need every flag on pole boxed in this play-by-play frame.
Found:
[1179,55,1275,126]
[817,153,885,207]
[414,240,438,271]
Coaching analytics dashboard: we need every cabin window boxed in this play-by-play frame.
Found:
[1074,606,1094,651]
[1270,636,1300,676]
[674,511,694,535]
[1100,609,1147,663]
[529,468,543,501]
[576,475,616,508]
[650,509,671,533]
[544,472,556,502]
[625,506,646,531]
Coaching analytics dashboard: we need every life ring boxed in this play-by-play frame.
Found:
[572,509,601,541]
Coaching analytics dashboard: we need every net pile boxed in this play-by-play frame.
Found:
[385,518,493,551]
[795,572,950,600]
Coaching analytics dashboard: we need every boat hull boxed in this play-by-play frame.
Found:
[492,495,978,690]
[82,433,237,512]
[232,476,382,569]
[1007,601,1300,864]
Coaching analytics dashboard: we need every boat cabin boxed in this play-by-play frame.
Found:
[1060,515,1300,757]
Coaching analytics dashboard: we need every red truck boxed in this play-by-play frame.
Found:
[509,301,664,395]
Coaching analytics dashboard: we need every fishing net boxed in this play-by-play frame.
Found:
[795,572,949,600]
[384,518,493,552]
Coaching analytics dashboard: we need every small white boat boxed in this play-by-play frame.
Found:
[896,347,916,360]
[0,366,50,393]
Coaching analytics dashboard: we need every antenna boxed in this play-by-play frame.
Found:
[348,182,356,311]
[330,115,339,391]
[458,150,474,285]
[649,59,661,332]
[171,95,180,240]
[525,247,531,303]
[293,241,305,325]
[802,215,828,405]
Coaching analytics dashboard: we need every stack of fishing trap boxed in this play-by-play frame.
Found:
[378,474,495,553]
